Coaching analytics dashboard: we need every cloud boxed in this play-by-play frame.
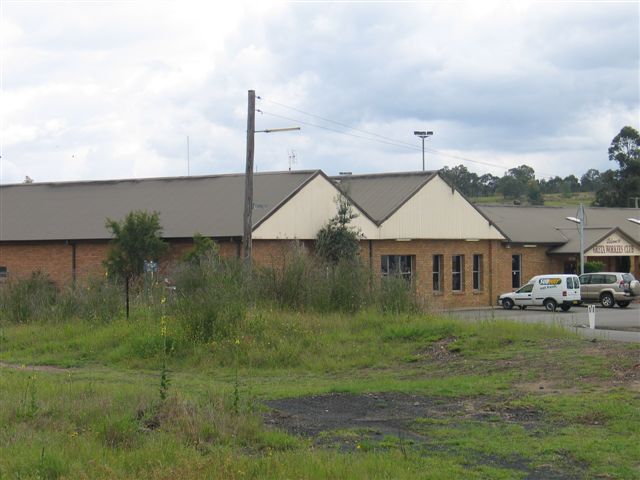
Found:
[0,1,637,185]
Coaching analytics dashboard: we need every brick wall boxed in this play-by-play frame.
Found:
[492,244,566,297]
[0,242,76,285]
[363,239,495,310]
[2,238,636,308]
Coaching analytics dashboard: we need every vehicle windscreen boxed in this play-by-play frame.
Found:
[622,274,634,283]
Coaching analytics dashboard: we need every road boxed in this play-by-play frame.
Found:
[444,303,640,343]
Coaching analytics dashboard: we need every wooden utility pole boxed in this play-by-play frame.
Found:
[242,90,256,265]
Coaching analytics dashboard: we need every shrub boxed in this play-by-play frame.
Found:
[584,261,605,273]
[57,276,124,323]
[255,244,324,311]
[0,271,58,323]
[377,275,418,315]
[326,260,370,313]
[170,255,247,343]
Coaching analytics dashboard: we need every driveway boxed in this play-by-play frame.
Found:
[444,303,640,343]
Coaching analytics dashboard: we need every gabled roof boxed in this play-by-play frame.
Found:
[478,205,640,245]
[549,227,640,254]
[0,171,320,241]
[331,171,438,224]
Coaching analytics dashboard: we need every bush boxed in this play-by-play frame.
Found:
[0,271,58,323]
[170,255,247,343]
[326,260,370,313]
[377,275,418,315]
[584,261,605,273]
[255,245,321,311]
[0,273,125,325]
[253,246,373,313]
[59,276,124,323]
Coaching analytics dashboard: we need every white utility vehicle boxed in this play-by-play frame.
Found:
[498,274,582,312]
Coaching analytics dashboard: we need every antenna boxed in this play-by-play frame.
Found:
[186,136,190,176]
[288,149,297,171]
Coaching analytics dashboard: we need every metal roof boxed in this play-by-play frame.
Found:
[0,171,320,241]
[332,171,437,224]
[478,205,640,247]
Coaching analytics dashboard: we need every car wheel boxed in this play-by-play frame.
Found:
[544,298,557,312]
[616,301,630,308]
[560,305,571,312]
[600,293,615,308]
[502,298,514,310]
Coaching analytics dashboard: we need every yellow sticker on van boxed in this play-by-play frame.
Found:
[538,278,562,286]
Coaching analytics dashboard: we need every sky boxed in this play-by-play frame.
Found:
[1,1,638,185]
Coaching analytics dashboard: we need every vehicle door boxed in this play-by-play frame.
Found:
[566,276,581,302]
[513,283,534,306]
[579,274,594,301]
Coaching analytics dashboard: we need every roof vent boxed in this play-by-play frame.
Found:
[339,171,352,176]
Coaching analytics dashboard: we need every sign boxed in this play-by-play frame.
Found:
[585,233,639,257]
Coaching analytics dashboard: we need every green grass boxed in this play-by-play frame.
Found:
[1,309,639,479]
[471,191,596,207]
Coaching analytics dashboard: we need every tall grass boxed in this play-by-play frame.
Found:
[0,273,124,325]
[0,244,418,334]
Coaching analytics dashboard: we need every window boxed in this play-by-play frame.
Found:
[432,255,443,291]
[517,283,533,293]
[0,266,6,279]
[512,254,521,288]
[473,254,483,290]
[452,255,464,291]
[381,255,413,281]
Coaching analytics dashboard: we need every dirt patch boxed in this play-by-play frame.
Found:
[265,392,465,442]
[0,361,72,373]
[264,392,585,478]
[417,336,460,361]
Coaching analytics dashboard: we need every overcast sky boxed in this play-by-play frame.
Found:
[1,1,638,185]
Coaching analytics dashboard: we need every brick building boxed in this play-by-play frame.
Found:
[1,170,639,309]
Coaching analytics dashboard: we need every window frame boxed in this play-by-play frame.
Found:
[432,254,443,292]
[452,254,464,292]
[381,255,414,282]
[512,254,522,289]
[472,254,483,291]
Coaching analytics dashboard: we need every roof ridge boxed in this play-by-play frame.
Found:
[0,170,321,188]
[331,171,437,180]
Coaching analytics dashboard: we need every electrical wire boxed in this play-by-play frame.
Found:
[258,96,562,179]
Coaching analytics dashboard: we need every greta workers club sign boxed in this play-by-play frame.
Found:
[586,233,639,257]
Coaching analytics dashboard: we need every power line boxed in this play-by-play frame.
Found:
[258,96,562,179]
[259,108,517,174]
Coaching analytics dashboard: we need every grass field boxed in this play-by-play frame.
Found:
[471,191,596,207]
[1,309,639,479]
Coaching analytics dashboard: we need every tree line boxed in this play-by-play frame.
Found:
[439,126,639,207]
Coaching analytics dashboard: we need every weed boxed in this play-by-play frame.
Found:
[17,374,39,419]
[159,308,170,402]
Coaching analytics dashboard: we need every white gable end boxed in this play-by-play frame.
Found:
[253,175,378,240]
[379,176,505,240]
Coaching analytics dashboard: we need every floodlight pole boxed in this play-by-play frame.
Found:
[414,131,433,171]
[565,203,585,275]
[578,203,585,275]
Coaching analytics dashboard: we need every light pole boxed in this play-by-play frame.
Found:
[628,218,640,276]
[243,90,300,265]
[565,203,585,275]
[413,130,433,171]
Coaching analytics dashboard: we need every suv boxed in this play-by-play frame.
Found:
[578,272,640,308]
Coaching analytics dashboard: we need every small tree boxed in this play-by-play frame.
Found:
[183,233,219,265]
[316,195,362,264]
[104,210,169,281]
